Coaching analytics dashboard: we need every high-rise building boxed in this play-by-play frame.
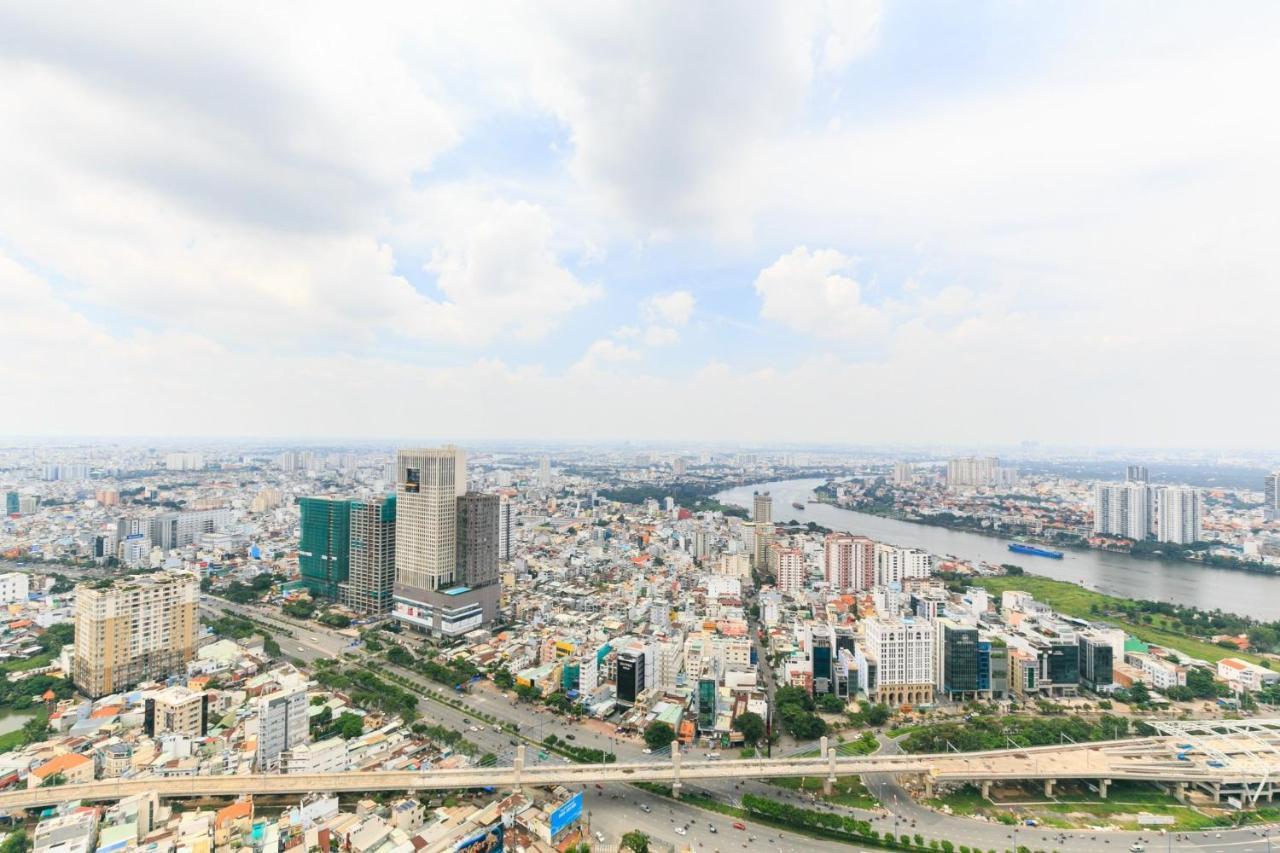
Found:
[946,456,1001,488]
[672,457,686,477]
[935,619,980,701]
[394,447,460,593]
[1155,486,1202,544]
[892,462,915,485]
[144,686,209,738]
[1125,465,1149,483]
[1265,472,1280,519]
[751,491,773,570]
[341,496,396,614]
[824,533,875,592]
[298,497,352,600]
[1078,634,1115,691]
[255,672,309,771]
[616,647,646,707]
[164,452,205,471]
[862,617,934,706]
[456,491,500,588]
[537,455,552,488]
[148,509,233,551]
[497,493,515,562]
[772,545,805,593]
[1093,482,1151,540]
[73,572,199,698]
[0,572,30,604]
[393,447,498,637]
[4,492,17,516]
[874,544,933,586]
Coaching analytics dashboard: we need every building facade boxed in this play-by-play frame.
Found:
[298,497,353,600]
[343,495,396,614]
[73,572,199,698]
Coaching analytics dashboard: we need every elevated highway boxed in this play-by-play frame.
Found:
[6,723,1280,812]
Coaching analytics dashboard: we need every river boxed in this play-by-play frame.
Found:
[717,478,1280,621]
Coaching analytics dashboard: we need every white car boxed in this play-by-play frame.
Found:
[594,832,605,843]
[674,827,687,836]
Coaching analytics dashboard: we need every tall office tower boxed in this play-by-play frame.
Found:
[394,447,459,593]
[297,497,352,600]
[691,528,709,560]
[255,673,309,771]
[343,495,396,614]
[1155,486,1202,544]
[456,491,500,588]
[538,455,552,488]
[772,544,806,593]
[672,457,686,477]
[393,446,498,637]
[824,533,875,592]
[1125,465,1149,483]
[1266,472,1280,519]
[892,462,915,485]
[496,493,514,561]
[4,492,17,515]
[1092,482,1151,540]
[73,572,199,698]
[751,491,774,570]
[862,616,935,706]
[946,456,1000,487]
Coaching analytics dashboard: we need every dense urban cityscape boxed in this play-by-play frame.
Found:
[5,2,1279,852]
[0,444,1279,853]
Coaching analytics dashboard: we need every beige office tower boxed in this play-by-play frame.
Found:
[73,572,199,698]
[395,447,460,592]
[752,491,773,569]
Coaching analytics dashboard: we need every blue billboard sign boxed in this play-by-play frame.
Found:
[453,821,503,853]
[548,790,584,838]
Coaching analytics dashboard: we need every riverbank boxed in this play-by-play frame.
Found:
[721,478,1280,620]
[968,575,1267,666]
[820,494,1279,578]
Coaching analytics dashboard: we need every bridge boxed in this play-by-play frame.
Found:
[5,722,1280,812]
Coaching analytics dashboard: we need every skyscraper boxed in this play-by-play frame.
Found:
[1093,482,1151,540]
[497,493,514,562]
[824,533,875,592]
[751,491,773,570]
[73,572,199,698]
[456,491,499,588]
[393,446,498,637]
[1125,465,1149,483]
[1155,486,1202,544]
[255,672,309,771]
[538,455,552,488]
[394,447,460,593]
[1266,472,1280,519]
[298,497,352,600]
[343,495,395,614]
[772,544,805,593]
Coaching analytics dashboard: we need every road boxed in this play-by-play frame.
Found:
[205,599,1280,852]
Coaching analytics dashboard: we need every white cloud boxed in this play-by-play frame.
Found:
[571,338,639,373]
[642,326,680,347]
[643,290,696,326]
[754,247,888,340]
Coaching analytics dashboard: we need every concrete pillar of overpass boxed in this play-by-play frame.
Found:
[1174,782,1187,803]
[824,746,838,797]
[671,740,682,800]
[1043,778,1055,798]
[980,781,992,800]
[513,745,525,793]
[1213,782,1222,804]
[1098,779,1109,799]
[922,775,934,798]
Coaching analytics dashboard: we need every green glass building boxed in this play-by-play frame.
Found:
[298,497,353,600]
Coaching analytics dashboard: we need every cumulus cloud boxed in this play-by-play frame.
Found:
[754,247,888,340]
[643,290,696,326]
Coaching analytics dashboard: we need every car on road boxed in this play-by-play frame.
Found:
[674,827,686,836]
[708,825,717,834]
[1129,845,1145,852]
[594,832,605,843]
[732,822,746,831]
[640,804,651,814]
[565,734,575,740]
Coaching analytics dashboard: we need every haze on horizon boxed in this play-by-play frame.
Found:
[2,2,1277,448]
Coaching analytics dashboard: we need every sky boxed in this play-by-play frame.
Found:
[2,1,1278,448]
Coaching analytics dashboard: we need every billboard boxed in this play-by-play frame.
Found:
[454,822,503,853]
[548,790,584,838]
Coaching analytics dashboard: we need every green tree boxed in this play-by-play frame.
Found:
[643,721,675,751]
[818,693,846,713]
[620,831,649,853]
[336,712,365,739]
[732,711,765,746]
[865,703,892,726]
[0,830,31,853]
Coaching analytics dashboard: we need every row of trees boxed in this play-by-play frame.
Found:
[899,713,1145,754]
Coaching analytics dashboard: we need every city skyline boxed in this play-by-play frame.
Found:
[3,3,1279,446]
